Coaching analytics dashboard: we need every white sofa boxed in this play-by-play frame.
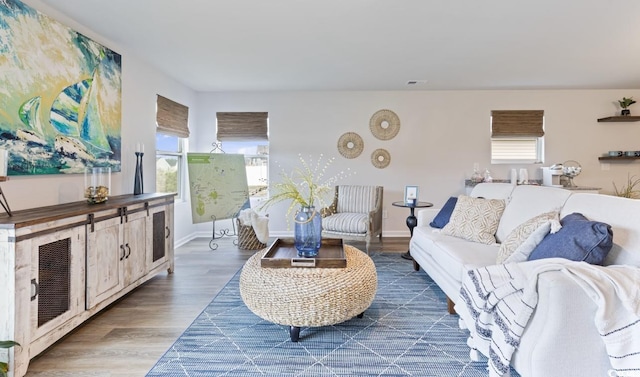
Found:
[409,183,640,377]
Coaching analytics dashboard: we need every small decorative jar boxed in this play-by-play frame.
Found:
[294,206,322,257]
[85,167,111,204]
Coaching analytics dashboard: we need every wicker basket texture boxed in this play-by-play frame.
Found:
[239,245,377,327]
[236,218,267,250]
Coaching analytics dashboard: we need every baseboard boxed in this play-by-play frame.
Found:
[174,231,209,248]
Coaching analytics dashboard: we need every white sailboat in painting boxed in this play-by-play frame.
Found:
[49,68,113,161]
[17,96,47,145]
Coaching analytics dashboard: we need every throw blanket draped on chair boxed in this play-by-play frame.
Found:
[459,259,640,377]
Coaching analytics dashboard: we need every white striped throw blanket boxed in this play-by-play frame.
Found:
[459,259,640,377]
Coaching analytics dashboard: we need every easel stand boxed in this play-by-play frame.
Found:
[0,176,12,216]
[209,215,238,250]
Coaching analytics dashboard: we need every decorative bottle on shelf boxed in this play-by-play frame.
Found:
[471,168,483,183]
[483,169,493,182]
[510,169,518,185]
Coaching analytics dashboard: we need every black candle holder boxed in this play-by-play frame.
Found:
[134,152,144,195]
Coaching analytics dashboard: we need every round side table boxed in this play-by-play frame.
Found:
[392,201,433,260]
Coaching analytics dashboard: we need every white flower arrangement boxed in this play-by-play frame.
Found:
[260,154,353,218]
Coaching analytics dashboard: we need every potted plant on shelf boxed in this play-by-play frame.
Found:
[618,97,636,116]
[1,341,20,377]
[613,174,640,198]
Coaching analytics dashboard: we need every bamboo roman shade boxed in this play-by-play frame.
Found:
[156,95,190,138]
[216,112,268,141]
[491,110,544,137]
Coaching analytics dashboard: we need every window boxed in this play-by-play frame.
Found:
[156,95,189,197]
[216,141,269,205]
[156,133,183,197]
[491,110,544,164]
[216,112,269,207]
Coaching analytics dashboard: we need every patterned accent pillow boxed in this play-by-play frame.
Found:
[503,223,553,264]
[441,195,506,245]
[496,211,561,263]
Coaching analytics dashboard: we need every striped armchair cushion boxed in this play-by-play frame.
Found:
[322,213,368,234]
[336,185,377,214]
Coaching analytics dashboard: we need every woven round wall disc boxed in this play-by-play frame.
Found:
[370,109,400,140]
[337,132,364,159]
[371,148,391,169]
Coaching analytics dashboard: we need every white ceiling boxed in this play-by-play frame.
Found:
[39,0,640,92]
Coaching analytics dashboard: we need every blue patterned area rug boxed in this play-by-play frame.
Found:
[147,253,514,377]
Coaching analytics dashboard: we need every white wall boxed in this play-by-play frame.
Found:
[8,2,640,242]
[196,90,640,237]
[7,1,201,243]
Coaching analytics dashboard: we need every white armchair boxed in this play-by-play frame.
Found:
[321,185,383,252]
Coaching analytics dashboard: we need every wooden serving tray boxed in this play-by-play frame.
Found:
[260,238,347,268]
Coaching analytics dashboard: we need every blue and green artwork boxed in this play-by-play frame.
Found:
[0,0,122,175]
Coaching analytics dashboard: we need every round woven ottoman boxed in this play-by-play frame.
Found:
[239,245,377,341]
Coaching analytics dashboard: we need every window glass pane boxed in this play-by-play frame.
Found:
[491,138,541,163]
[220,140,268,155]
[156,133,180,152]
[156,155,180,194]
[219,141,269,205]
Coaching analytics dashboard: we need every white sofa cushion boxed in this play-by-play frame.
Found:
[495,185,571,243]
[441,195,505,245]
[469,182,515,200]
[411,226,499,288]
[562,193,640,267]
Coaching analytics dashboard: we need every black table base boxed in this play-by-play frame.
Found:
[391,200,433,262]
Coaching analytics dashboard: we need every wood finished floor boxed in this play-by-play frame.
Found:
[24,236,409,377]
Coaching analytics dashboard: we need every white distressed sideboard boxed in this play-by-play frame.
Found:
[0,193,175,377]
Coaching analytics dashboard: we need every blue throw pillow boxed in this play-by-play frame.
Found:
[429,196,458,229]
[527,213,613,265]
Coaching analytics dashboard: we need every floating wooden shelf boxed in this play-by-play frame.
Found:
[597,116,640,122]
[598,156,640,161]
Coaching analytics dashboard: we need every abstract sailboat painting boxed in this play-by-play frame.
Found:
[0,0,122,175]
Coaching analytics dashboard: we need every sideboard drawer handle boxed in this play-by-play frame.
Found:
[31,279,39,301]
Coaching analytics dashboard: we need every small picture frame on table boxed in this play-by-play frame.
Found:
[404,185,418,204]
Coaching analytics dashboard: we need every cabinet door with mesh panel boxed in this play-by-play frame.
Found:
[26,226,85,342]
[147,204,174,273]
